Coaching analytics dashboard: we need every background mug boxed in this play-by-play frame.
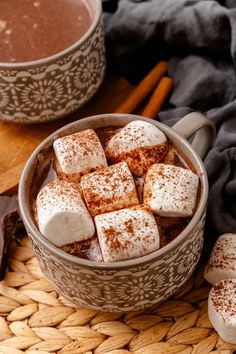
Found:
[0,0,105,123]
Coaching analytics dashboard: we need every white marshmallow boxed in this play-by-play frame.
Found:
[81,162,139,216]
[204,233,236,285]
[36,181,95,247]
[208,279,236,344]
[86,237,103,262]
[53,129,107,182]
[163,147,190,169]
[143,163,199,217]
[95,205,160,262]
[105,121,168,176]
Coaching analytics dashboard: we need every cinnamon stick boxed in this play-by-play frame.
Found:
[142,77,173,119]
[115,61,168,114]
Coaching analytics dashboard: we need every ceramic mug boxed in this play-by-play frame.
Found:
[0,0,105,124]
[19,113,215,312]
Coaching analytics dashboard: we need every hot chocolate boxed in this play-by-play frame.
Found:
[31,122,200,263]
[0,0,92,62]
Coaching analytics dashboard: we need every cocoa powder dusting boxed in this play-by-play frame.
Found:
[103,227,122,251]
[210,279,236,321]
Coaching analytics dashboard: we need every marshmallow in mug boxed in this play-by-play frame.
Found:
[36,181,95,247]
[86,237,103,262]
[81,162,139,216]
[204,233,236,285]
[105,121,168,176]
[208,279,236,344]
[144,164,199,217]
[53,129,107,182]
[95,205,160,263]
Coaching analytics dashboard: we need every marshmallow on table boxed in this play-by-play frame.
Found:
[81,162,139,216]
[95,205,160,262]
[208,279,236,344]
[143,163,199,217]
[53,129,107,182]
[105,121,168,176]
[204,233,236,285]
[36,181,95,247]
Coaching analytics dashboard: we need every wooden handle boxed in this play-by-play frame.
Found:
[115,61,168,114]
[142,77,173,119]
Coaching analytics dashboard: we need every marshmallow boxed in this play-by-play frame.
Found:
[204,233,236,285]
[86,237,103,262]
[95,205,160,262]
[53,129,107,182]
[105,121,168,176]
[208,279,236,344]
[143,164,199,217]
[163,146,190,169]
[36,181,95,247]
[81,162,139,216]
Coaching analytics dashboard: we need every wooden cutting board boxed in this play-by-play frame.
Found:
[0,73,133,195]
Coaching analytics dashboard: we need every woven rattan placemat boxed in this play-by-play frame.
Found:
[0,235,235,354]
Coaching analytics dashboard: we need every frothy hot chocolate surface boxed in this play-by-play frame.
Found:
[0,0,92,63]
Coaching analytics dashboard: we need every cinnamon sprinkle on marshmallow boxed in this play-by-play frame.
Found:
[105,120,168,176]
[208,279,236,344]
[95,205,160,262]
[81,162,139,216]
[53,129,107,182]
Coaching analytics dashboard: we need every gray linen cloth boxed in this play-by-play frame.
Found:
[103,0,236,238]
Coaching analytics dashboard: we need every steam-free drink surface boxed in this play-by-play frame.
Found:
[0,0,92,62]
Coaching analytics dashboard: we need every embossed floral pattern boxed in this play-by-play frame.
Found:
[73,51,101,90]
[21,80,64,111]
[27,210,206,312]
[0,86,9,109]
[0,21,105,123]
[116,272,166,304]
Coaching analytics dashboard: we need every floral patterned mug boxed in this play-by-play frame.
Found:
[0,0,105,123]
[19,113,215,311]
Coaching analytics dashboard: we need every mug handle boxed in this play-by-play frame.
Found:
[172,112,216,159]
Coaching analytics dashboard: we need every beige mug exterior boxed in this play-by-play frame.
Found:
[19,113,215,312]
[0,0,105,123]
